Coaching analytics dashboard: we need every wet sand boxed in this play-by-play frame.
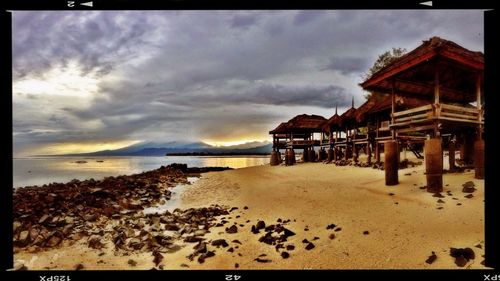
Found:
[14,158,485,270]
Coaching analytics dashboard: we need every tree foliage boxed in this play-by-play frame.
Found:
[363,47,407,99]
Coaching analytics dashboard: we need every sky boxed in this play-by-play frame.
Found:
[12,10,484,156]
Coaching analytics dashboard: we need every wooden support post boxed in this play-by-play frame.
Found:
[385,140,398,186]
[425,138,443,193]
[474,139,484,179]
[391,79,396,139]
[375,142,380,164]
[367,143,372,164]
[434,60,441,137]
[449,139,456,171]
[476,73,483,140]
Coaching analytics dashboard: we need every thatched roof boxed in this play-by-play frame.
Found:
[360,36,484,103]
[339,106,357,127]
[322,113,341,132]
[285,114,327,132]
[269,122,288,134]
[269,114,327,134]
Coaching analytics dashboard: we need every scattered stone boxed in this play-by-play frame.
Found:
[388,193,395,196]
[404,173,411,176]
[127,259,137,267]
[235,263,239,268]
[258,254,267,257]
[437,207,443,210]
[283,228,295,237]
[243,206,248,210]
[88,235,104,249]
[226,225,238,234]
[251,225,259,234]
[462,181,476,193]
[419,186,427,190]
[334,227,342,232]
[197,251,215,264]
[74,264,84,270]
[281,252,290,259]
[184,236,204,243]
[464,194,474,199]
[304,227,309,231]
[286,244,295,250]
[256,221,266,230]
[152,251,163,266]
[432,193,445,198]
[326,224,336,230]
[180,263,189,268]
[229,207,239,212]
[475,244,482,249]
[457,203,462,206]
[305,242,315,250]
[313,236,319,240]
[329,234,335,240]
[227,247,234,253]
[425,252,437,264]
[437,199,445,204]
[254,257,272,263]
[450,247,475,267]
[302,239,309,244]
[232,239,242,245]
[452,198,459,200]
[211,239,229,248]
[363,231,369,235]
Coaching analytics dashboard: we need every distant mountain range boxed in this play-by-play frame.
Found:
[54,141,272,156]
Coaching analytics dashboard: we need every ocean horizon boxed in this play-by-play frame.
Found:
[13,155,270,188]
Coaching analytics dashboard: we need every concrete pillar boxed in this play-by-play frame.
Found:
[384,140,399,186]
[270,151,279,166]
[425,138,443,193]
[448,141,456,171]
[474,139,484,179]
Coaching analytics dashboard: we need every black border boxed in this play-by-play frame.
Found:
[3,1,499,280]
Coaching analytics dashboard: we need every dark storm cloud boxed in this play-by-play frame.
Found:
[12,10,484,155]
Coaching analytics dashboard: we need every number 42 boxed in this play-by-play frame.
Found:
[225,275,242,281]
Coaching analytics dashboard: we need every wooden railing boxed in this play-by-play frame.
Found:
[391,103,483,126]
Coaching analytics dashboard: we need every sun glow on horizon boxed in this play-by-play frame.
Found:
[30,140,143,156]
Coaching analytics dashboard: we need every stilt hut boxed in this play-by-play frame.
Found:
[322,107,343,162]
[269,114,327,165]
[360,36,484,189]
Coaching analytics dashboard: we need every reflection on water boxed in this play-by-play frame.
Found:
[143,177,199,215]
[13,156,269,188]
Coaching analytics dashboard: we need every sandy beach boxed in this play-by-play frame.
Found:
[13,156,485,270]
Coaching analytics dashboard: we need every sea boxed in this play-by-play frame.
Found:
[13,156,270,188]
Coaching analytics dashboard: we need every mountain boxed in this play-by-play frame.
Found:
[56,141,272,156]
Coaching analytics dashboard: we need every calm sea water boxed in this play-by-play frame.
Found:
[13,156,270,188]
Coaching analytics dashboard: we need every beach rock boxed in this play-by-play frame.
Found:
[45,231,63,247]
[226,225,238,234]
[180,263,190,268]
[38,214,50,224]
[302,239,309,244]
[425,252,437,264]
[74,264,84,270]
[88,235,104,249]
[232,239,242,245]
[475,244,482,249]
[464,194,474,199]
[235,263,239,268]
[254,257,272,263]
[258,232,274,245]
[462,181,476,193]
[256,221,266,230]
[127,259,137,267]
[281,252,290,259]
[363,231,369,235]
[326,224,336,230]
[283,228,296,238]
[152,251,163,266]
[313,236,319,240]
[184,236,203,243]
[227,247,234,253]
[243,206,248,210]
[286,244,295,250]
[450,247,475,267]
[334,227,342,232]
[229,207,239,212]
[193,242,207,254]
[16,231,30,247]
[388,193,395,196]
[197,251,215,263]
[437,199,445,203]
[329,234,336,240]
[305,242,315,250]
[211,239,229,248]
[432,193,445,198]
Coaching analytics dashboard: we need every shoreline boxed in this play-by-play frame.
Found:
[13,160,485,270]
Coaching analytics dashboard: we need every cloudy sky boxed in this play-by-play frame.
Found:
[12,10,484,156]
